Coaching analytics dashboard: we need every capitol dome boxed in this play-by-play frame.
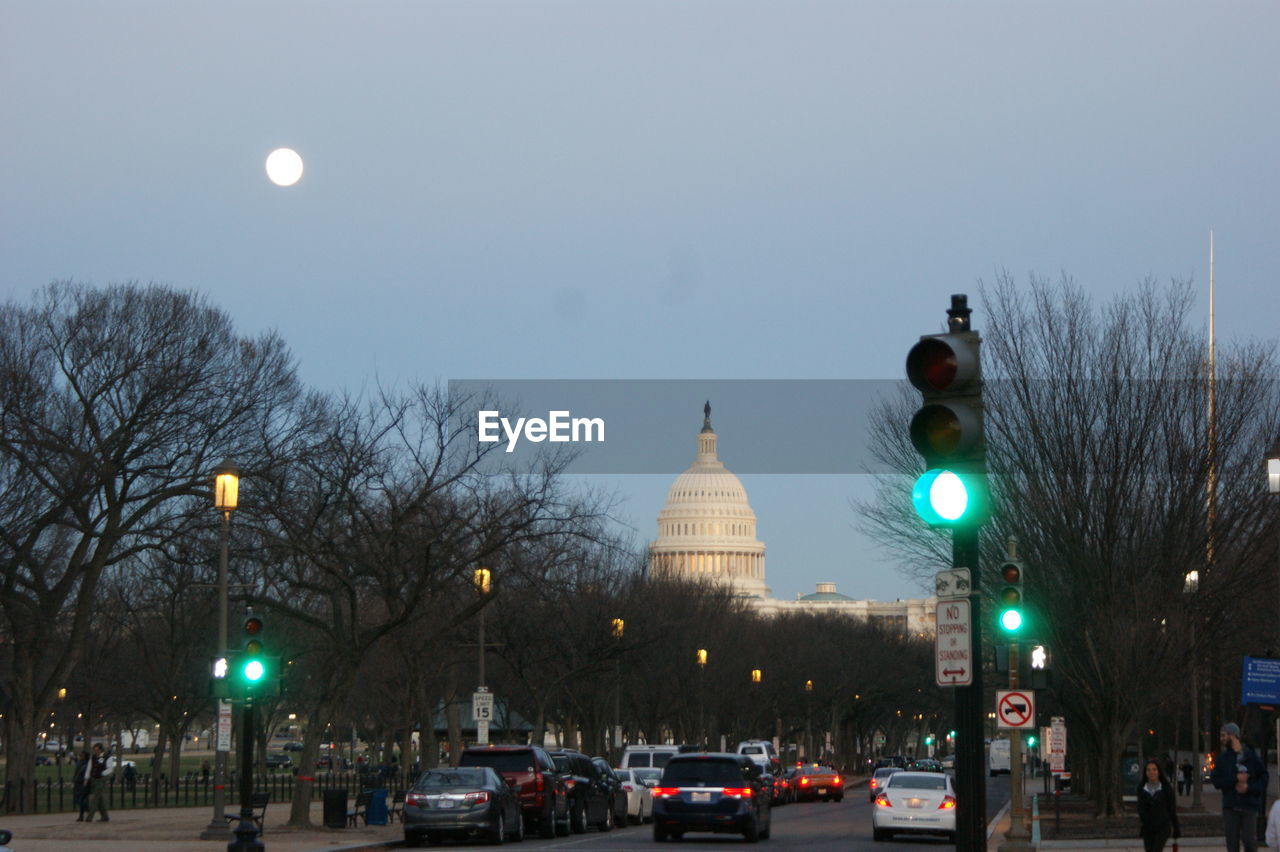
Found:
[648,402,769,599]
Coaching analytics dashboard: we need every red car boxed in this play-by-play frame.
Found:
[459,744,571,838]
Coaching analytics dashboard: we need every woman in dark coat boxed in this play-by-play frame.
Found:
[73,750,91,821]
[1137,758,1181,852]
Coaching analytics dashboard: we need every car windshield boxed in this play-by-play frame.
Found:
[415,769,489,788]
[662,760,746,786]
[460,752,535,773]
[634,768,662,784]
[889,774,947,790]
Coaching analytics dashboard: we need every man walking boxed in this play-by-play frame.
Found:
[1210,723,1267,852]
[83,743,115,822]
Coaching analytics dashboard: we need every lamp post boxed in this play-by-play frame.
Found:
[612,618,625,759]
[1266,439,1280,767]
[202,458,238,841]
[696,649,708,749]
[804,680,813,763]
[1183,569,1202,809]
[475,568,491,745]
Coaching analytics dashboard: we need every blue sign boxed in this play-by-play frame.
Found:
[1242,657,1280,705]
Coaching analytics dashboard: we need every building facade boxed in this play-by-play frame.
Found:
[648,403,935,636]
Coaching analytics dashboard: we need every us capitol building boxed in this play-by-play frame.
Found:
[647,403,936,636]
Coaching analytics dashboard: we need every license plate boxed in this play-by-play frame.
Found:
[817,788,827,794]
[692,791,711,802]
[906,798,924,808]
[437,799,455,809]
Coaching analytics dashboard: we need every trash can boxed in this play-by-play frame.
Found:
[365,788,389,825]
[323,788,348,829]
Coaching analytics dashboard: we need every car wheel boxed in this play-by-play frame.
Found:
[404,830,424,848]
[570,800,586,834]
[555,806,571,837]
[597,800,613,832]
[948,832,958,844]
[834,794,844,802]
[654,824,668,842]
[537,813,556,839]
[490,812,505,845]
[873,829,888,842]
[509,809,525,842]
[742,815,760,843]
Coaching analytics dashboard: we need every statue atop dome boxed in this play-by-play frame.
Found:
[701,400,713,433]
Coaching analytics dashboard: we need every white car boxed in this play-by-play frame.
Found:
[612,768,654,824]
[871,770,957,843]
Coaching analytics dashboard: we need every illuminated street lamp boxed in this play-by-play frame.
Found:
[202,457,239,841]
[696,649,708,747]
[612,618,625,757]
[474,568,492,744]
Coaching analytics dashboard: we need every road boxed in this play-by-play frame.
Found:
[413,774,1012,850]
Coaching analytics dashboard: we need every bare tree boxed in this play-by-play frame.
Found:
[0,282,302,811]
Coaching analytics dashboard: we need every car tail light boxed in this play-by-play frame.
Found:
[564,778,577,791]
[651,786,680,798]
[406,792,430,808]
[463,791,491,806]
[939,795,956,810]
[799,777,811,787]
[875,794,892,808]
[535,773,545,792]
[622,783,634,792]
[721,787,753,798]
[833,775,842,786]
[869,779,878,790]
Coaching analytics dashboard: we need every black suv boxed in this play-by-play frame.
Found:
[459,744,570,838]
[548,749,615,833]
[652,752,772,843]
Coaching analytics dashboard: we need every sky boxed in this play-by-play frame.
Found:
[3,1,1278,603]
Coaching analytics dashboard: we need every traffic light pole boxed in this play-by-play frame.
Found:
[954,526,987,852]
[999,643,1033,852]
[229,697,264,851]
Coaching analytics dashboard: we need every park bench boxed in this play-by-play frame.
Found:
[388,789,406,823]
[225,791,270,830]
[348,790,372,827]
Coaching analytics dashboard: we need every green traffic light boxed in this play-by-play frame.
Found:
[243,659,266,682]
[912,468,972,525]
[999,608,1023,632]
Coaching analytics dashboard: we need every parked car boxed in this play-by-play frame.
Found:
[403,766,524,846]
[264,753,292,770]
[612,767,655,824]
[548,748,615,833]
[652,752,771,843]
[868,766,899,802]
[794,764,844,802]
[872,770,957,843]
[458,744,570,838]
[281,741,304,752]
[632,766,662,787]
[592,756,629,828]
[621,744,681,769]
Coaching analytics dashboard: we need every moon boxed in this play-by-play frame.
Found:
[264,148,304,186]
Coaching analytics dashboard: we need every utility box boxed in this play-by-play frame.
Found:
[323,788,348,829]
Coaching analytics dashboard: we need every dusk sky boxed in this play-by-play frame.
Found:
[3,1,1277,602]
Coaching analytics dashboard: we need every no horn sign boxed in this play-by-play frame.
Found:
[997,690,1035,729]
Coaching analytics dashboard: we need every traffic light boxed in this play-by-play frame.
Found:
[1025,734,1037,748]
[997,559,1025,633]
[231,611,279,698]
[905,295,988,527]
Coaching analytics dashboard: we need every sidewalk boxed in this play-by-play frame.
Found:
[987,781,1235,852]
[0,802,402,851]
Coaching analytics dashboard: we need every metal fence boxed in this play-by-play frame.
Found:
[3,769,414,815]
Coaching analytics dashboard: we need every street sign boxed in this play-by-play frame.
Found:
[996,690,1035,729]
[1049,716,1066,772]
[935,568,972,599]
[472,688,494,722]
[216,700,232,752]
[935,599,973,687]
[1242,657,1280,704]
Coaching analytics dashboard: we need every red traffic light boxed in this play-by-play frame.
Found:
[906,336,979,393]
[244,615,263,635]
[1000,562,1022,584]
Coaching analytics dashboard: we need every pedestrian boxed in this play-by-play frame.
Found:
[1179,760,1194,796]
[1209,722,1268,852]
[72,750,90,821]
[1266,796,1280,851]
[1137,759,1180,852]
[84,742,115,822]
[201,758,211,783]
[122,760,137,791]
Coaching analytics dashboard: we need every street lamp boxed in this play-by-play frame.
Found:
[696,649,708,748]
[612,618,625,758]
[474,568,492,745]
[1183,568,1202,809]
[202,457,238,841]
